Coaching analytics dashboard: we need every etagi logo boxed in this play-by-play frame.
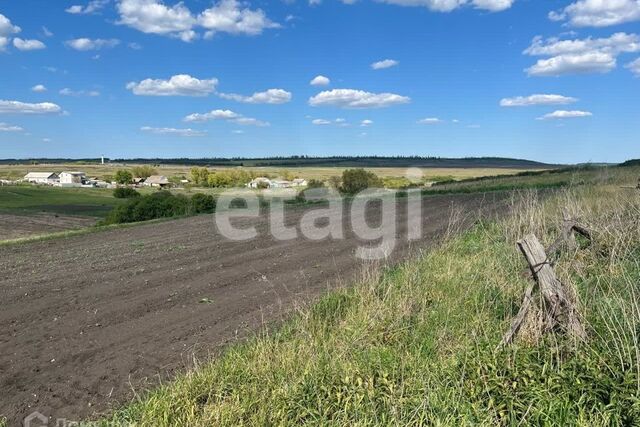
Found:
[23,411,48,427]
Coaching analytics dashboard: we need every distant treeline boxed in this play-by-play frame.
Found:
[0,156,561,169]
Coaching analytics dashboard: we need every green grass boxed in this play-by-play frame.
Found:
[0,185,123,217]
[101,176,640,426]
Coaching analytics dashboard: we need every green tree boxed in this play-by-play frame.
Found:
[131,165,158,179]
[340,169,382,194]
[114,169,133,185]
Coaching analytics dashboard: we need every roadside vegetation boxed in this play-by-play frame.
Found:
[101,166,640,425]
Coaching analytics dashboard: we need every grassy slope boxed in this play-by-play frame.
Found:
[0,185,123,217]
[103,168,640,426]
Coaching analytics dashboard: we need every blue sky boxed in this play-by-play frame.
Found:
[0,0,639,163]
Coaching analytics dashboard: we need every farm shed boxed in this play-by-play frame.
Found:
[23,172,59,185]
[145,175,170,188]
[59,171,87,187]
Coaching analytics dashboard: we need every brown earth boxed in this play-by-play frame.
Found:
[0,213,96,241]
[0,192,510,425]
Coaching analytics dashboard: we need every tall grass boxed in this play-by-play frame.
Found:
[104,177,640,426]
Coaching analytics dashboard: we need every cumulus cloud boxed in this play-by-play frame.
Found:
[310,75,330,86]
[199,0,280,37]
[361,119,373,126]
[418,117,443,124]
[127,74,218,96]
[66,0,111,14]
[312,118,331,125]
[0,13,21,37]
[0,122,24,132]
[65,38,121,51]
[116,0,279,42]
[309,89,410,109]
[0,13,21,51]
[218,88,292,104]
[184,109,269,126]
[627,57,640,76]
[524,32,640,76]
[549,0,640,27]
[500,94,578,107]
[60,88,101,97]
[31,84,47,93]
[537,110,593,120]
[377,0,514,12]
[141,126,206,136]
[0,100,62,115]
[371,59,399,70]
[13,38,46,51]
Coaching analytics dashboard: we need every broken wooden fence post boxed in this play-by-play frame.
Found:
[520,234,585,338]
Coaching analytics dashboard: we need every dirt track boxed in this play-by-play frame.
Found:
[0,192,510,424]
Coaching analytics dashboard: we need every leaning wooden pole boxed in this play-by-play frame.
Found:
[519,234,585,339]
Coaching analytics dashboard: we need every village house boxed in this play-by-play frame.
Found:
[144,175,170,188]
[247,177,272,189]
[59,171,87,187]
[23,172,59,185]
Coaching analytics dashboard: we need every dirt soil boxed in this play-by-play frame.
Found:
[0,212,96,241]
[0,192,509,424]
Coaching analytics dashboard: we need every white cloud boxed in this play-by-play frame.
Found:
[310,75,330,86]
[377,0,514,12]
[218,88,292,104]
[42,26,54,37]
[312,118,331,125]
[128,42,142,49]
[0,122,23,132]
[360,119,373,126]
[537,110,593,120]
[627,57,640,76]
[371,59,399,70]
[0,13,21,51]
[199,0,280,37]
[184,109,269,126]
[127,74,218,96]
[66,0,111,14]
[66,38,120,51]
[524,32,640,76]
[13,38,46,51]
[309,89,410,109]
[0,13,21,38]
[500,94,578,107]
[549,0,640,27]
[418,117,443,124]
[141,126,206,136]
[31,84,47,93]
[60,88,101,97]
[116,0,279,42]
[0,100,62,115]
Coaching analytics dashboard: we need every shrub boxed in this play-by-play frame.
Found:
[191,193,215,214]
[131,165,158,179]
[340,168,382,194]
[114,170,133,185]
[103,191,190,224]
[113,187,140,199]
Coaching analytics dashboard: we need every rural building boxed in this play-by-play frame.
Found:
[23,172,59,185]
[247,177,272,188]
[59,171,87,187]
[271,180,293,189]
[292,178,308,187]
[145,175,170,188]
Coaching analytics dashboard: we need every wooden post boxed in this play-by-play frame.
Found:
[517,234,586,340]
